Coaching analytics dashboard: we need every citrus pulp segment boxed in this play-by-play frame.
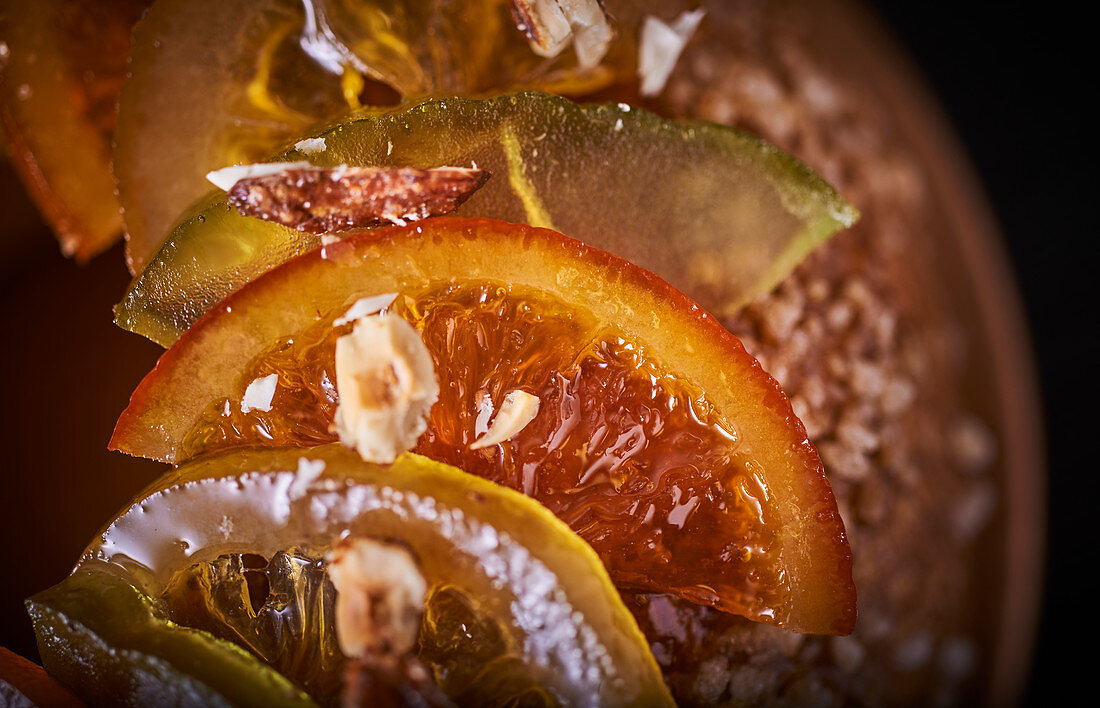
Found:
[27,563,317,707]
[111,217,856,635]
[64,445,673,707]
[0,0,146,260]
[115,91,857,346]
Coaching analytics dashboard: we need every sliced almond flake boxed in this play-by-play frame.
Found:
[326,537,427,660]
[333,314,439,464]
[511,0,612,69]
[226,165,489,234]
[473,389,495,437]
[294,137,327,154]
[333,293,398,326]
[205,161,314,191]
[570,1,614,69]
[240,373,278,413]
[638,9,706,97]
[511,0,571,58]
[470,390,540,450]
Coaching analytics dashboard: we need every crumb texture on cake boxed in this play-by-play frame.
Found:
[637,1,1000,705]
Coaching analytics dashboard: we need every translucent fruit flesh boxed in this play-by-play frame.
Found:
[111,218,856,635]
[0,0,147,260]
[117,91,857,345]
[113,0,688,273]
[113,0,359,274]
[180,280,790,623]
[28,563,316,708]
[32,446,672,707]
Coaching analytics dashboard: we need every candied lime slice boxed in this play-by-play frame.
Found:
[27,563,315,707]
[116,91,857,346]
[34,445,671,707]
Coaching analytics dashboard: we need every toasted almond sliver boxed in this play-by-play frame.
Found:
[570,1,614,70]
[511,0,571,57]
[511,0,612,69]
[333,293,398,327]
[240,373,278,413]
[638,9,706,97]
[294,137,327,155]
[206,161,314,191]
[473,389,495,437]
[225,165,489,234]
[470,390,540,450]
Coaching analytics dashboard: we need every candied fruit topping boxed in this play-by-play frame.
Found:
[181,282,789,623]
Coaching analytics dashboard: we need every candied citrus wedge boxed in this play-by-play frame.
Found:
[0,0,147,261]
[112,218,856,635]
[116,91,857,345]
[31,446,672,707]
[28,564,319,707]
[114,0,688,274]
[0,647,83,707]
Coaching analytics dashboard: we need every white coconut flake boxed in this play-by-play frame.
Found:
[205,161,314,191]
[638,9,706,97]
[294,137,327,154]
[287,457,327,501]
[333,293,398,327]
[470,390,540,450]
[241,373,279,413]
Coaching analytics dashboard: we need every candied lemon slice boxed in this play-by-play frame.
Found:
[30,446,672,707]
[117,91,856,345]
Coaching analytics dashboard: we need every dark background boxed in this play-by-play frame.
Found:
[871,2,1090,704]
[0,2,1089,705]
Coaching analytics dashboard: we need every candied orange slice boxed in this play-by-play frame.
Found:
[0,0,147,260]
[112,217,855,635]
[0,647,83,708]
